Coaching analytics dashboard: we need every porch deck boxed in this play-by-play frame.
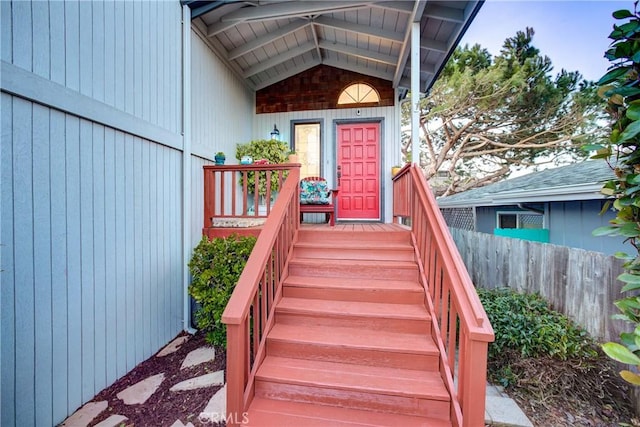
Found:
[300,222,407,231]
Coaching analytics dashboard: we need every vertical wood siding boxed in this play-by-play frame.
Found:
[190,30,254,161]
[1,96,184,426]
[189,29,254,246]
[1,0,182,134]
[548,200,626,254]
[1,1,184,425]
[252,105,401,222]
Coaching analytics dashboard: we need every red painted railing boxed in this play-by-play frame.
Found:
[393,165,495,427]
[203,164,292,235]
[221,166,300,426]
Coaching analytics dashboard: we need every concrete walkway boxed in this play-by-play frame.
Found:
[486,383,533,427]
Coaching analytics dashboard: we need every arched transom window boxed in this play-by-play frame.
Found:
[337,83,380,105]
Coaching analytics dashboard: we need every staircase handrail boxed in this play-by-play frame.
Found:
[394,165,494,427]
[221,166,300,426]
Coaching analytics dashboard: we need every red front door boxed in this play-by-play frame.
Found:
[337,123,380,220]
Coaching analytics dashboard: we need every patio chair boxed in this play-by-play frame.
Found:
[299,176,339,226]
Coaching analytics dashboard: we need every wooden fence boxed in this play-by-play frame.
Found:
[449,228,628,343]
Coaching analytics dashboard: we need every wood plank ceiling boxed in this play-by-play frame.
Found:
[185,1,483,95]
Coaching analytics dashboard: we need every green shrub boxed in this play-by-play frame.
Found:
[236,139,290,196]
[188,234,256,346]
[478,288,597,361]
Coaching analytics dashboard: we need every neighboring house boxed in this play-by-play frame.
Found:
[438,161,626,255]
[1,1,483,425]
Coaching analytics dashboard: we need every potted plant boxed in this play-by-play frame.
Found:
[391,165,402,176]
[288,150,299,163]
[235,139,289,201]
[214,151,226,165]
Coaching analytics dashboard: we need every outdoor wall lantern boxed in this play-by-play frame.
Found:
[270,124,280,140]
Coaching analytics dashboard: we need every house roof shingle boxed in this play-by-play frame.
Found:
[436,161,614,208]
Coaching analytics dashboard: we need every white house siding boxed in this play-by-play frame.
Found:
[253,105,401,222]
[1,1,184,426]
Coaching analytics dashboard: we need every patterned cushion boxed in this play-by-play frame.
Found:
[300,180,331,205]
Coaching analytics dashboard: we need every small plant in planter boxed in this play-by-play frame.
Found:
[235,139,289,197]
[214,151,226,165]
[288,150,299,163]
[391,165,402,176]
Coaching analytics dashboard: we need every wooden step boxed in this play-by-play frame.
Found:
[255,356,450,419]
[297,229,411,245]
[276,297,431,333]
[244,397,452,426]
[287,258,418,281]
[283,275,425,304]
[293,241,415,261]
[267,323,439,370]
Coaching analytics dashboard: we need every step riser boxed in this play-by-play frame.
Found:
[288,262,418,281]
[255,381,450,419]
[294,246,414,261]
[282,285,425,304]
[297,230,411,245]
[267,340,439,371]
[275,312,431,334]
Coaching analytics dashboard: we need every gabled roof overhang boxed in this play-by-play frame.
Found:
[183,0,483,96]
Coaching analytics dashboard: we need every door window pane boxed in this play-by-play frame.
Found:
[294,123,321,178]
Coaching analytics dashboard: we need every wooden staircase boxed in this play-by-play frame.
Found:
[244,228,454,426]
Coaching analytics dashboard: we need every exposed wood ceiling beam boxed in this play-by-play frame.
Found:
[254,58,322,90]
[221,1,373,23]
[323,58,393,82]
[421,37,448,53]
[314,16,403,43]
[392,0,426,87]
[318,40,397,66]
[243,41,316,77]
[371,1,413,14]
[227,20,309,60]
[207,20,237,37]
[205,2,246,36]
[423,4,465,23]
[311,21,322,61]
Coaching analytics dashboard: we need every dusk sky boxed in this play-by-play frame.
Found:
[459,0,632,82]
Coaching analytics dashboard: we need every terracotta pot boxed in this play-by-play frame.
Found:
[288,154,299,163]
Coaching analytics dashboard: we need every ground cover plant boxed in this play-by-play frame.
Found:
[478,288,636,426]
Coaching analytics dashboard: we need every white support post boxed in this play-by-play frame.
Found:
[411,21,420,166]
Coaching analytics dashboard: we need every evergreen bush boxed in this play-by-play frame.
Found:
[188,234,256,346]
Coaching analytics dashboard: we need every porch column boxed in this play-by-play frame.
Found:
[411,21,420,166]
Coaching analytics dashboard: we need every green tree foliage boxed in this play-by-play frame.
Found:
[403,28,605,196]
[188,234,256,346]
[593,4,640,386]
